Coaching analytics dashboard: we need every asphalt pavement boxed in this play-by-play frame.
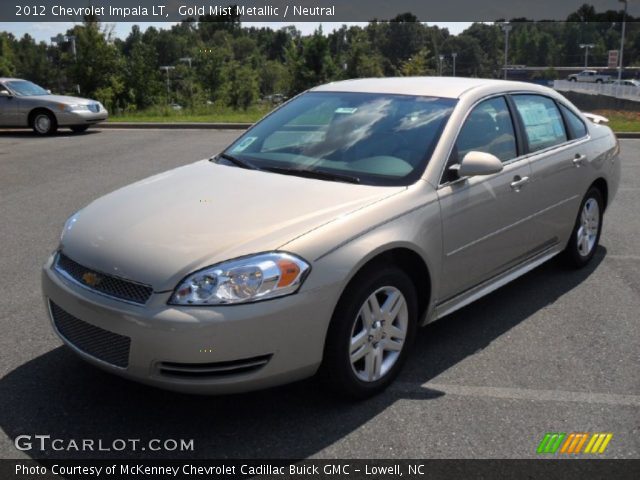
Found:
[0,128,638,460]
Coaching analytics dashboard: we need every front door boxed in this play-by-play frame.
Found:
[437,96,539,301]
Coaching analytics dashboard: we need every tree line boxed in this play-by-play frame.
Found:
[0,4,638,113]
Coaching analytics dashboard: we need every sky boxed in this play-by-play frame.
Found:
[0,21,474,42]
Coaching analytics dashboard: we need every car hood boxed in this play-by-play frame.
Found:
[30,94,96,105]
[61,160,405,292]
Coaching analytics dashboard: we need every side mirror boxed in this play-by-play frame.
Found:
[453,151,504,178]
[0,90,12,98]
[46,89,52,94]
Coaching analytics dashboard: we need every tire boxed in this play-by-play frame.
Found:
[596,79,603,84]
[70,125,90,133]
[563,187,604,268]
[569,78,577,82]
[31,111,57,135]
[320,264,418,399]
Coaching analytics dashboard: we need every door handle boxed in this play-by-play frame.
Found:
[510,176,529,191]
[572,154,586,166]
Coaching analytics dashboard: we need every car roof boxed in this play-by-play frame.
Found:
[311,77,553,100]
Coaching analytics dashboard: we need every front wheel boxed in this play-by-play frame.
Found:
[320,265,418,398]
[32,111,57,135]
[563,187,604,268]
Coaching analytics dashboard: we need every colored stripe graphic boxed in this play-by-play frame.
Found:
[560,433,589,454]
[539,433,613,454]
[584,433,613,454]
[537,433,566,453]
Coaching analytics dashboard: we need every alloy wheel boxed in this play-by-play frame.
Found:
[349,286,408,382]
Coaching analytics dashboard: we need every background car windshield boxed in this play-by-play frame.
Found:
[6,80,49,96]
[225,92,456,186]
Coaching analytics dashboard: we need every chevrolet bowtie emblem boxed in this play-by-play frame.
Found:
[81,272,101,287]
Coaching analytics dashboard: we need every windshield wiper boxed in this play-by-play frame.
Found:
[262,166,360,184]
[213,152,260,171]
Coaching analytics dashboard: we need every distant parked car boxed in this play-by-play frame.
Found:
[0,78,108,135]
[170,103,183,111]
[611,79,640,87]
[567,70,611,83]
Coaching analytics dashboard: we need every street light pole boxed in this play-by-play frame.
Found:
[501,23,512,80]
[451,52,457,76]
[159,66,175,104]
[179,57,194,102]
[579,43,595,68]
[438,55,444,76]
[618,0,627,82]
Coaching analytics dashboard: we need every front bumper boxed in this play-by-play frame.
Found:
[56,110,108,126]
[41,254,337,394]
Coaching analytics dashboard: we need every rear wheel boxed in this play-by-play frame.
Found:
[563,187,603,268]
[70,125,90,133]
[320,265,418,398]
[31,111,57,135]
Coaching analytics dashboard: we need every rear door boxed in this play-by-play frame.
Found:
[510,95,589,247]
[437,96,538,300]
[0,82,16,126]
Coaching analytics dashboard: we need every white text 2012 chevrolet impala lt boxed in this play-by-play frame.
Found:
[42,77,620,397]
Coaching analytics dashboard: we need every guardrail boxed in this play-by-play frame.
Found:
[554,80,640,102]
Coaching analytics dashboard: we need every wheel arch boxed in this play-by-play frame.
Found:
[28,107,57,127]
[337,245,433,326]
[590,177,608,211]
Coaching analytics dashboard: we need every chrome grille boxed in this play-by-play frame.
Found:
[49,301,131,368]
[55,253,153,305]
[158,355,272,378]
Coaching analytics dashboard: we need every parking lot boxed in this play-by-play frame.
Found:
[0,129,638,460]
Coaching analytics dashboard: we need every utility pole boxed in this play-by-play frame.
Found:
[501,22,512,80]
[451,52,457,76]
[618,0,628,81]
[579,43,595,68]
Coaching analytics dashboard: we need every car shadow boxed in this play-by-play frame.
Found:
[0,249,605,459]
[0,129,101,138]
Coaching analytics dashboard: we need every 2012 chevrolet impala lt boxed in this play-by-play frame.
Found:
[42,78,620,397]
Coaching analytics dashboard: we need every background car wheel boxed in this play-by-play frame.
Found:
[70,125,90,133]
[320,264,418,399]
[31,111,57,136]
[563,187,604,268]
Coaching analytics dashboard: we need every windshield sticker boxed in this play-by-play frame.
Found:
[335,107,358,114]
[231,137,257,152]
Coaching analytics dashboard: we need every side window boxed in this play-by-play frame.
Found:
[559,104,588,139]
[512,95,567,152]
[454,96,517,164]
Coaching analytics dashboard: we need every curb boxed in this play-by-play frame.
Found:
[99,122,640,138]
[614,132,640,138]
[101,122,251,130]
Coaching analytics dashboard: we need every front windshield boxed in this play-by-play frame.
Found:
[6,80,49,96]
[223,91,456,186]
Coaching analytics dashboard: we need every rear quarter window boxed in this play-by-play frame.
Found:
[559,104,588,139]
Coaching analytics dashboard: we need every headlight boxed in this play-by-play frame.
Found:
[60,104,90,112]
[169,253,311,305]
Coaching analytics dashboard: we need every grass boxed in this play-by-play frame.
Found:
[109,104,272,123]
[110,104,640,132]
[592,110,640,132]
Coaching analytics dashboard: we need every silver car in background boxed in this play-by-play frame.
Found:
[0,78,108,135]
[42,77,620,398]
